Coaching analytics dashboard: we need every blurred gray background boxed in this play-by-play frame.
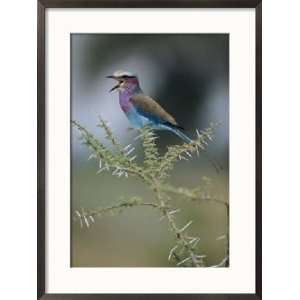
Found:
[71,34,229,267]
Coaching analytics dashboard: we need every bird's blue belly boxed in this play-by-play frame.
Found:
[126,108,151,128]
[125,107,163,130]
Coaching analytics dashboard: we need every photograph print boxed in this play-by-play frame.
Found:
[71,34,229,268]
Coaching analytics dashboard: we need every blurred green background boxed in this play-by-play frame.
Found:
[71,34,229,267]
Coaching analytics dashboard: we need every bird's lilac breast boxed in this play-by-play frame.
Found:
[119,90,133,113]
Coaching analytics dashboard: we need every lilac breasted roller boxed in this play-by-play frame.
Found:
[107,70,192,143]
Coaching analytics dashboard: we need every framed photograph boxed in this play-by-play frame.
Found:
[38,0,262,299]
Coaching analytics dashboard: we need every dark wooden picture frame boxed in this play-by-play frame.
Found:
[37,0,262,299]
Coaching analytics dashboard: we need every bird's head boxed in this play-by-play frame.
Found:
[106,70,140,92]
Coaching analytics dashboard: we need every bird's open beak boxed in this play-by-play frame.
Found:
[109,84,120,92]
[106,75,120,92]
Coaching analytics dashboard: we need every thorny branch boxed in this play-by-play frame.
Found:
[72,117,229,267]
[74,196,161,228]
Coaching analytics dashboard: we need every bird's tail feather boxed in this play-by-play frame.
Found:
[168,127,192,144]
[167,126,223,173]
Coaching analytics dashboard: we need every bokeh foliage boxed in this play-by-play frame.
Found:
[71,34,229,267]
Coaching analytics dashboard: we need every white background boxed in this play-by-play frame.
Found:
[46,8,255,294]
[0,0,299,299]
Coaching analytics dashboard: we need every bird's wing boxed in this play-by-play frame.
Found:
[130,93,179,127]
